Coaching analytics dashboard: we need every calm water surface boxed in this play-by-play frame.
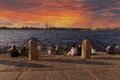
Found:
[0,30,120,50]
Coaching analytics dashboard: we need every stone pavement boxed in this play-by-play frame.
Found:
[0,52,120,80]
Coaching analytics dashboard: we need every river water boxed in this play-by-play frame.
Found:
[0,29,120,51]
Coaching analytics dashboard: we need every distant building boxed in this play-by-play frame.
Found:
[45,22,48,29]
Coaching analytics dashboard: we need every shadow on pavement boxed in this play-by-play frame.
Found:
[0,60,51,68]
[41,58,115,65]
[95,57,120,60]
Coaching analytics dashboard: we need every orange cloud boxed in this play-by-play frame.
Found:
[0,0,120,28]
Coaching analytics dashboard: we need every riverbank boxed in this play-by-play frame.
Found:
[0,52,120,80]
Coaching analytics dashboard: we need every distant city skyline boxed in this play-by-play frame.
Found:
[0,0,120,28]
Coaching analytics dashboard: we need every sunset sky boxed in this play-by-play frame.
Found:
[0,0,120,28]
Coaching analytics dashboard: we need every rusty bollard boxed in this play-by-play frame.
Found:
[28,39,39,60]
[81,39,91,59]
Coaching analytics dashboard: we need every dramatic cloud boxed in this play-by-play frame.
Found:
[0,0,120,28]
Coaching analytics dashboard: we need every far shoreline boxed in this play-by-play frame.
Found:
[0,27,120,31]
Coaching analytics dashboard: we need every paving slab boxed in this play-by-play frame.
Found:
[0,72,20,80]
[0,64,8,71]
[111,67,120,75]
[67,69,96,80]
[18,69,97,80]
[19,71,46,80]
[46,70,68,80]
[88,68,120,80]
